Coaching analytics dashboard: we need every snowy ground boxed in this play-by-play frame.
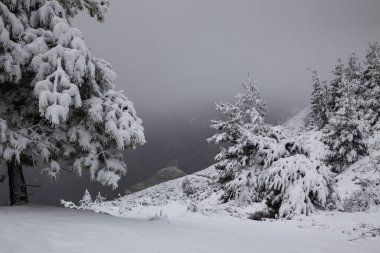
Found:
[2,109,380,252]
[1,206,379,253]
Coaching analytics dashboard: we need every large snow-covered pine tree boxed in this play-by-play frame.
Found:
[0,0,145,205]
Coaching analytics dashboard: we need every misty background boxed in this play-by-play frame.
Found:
[1,0,380,205]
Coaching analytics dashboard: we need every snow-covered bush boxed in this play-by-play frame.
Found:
[187,202,198,212]
[61,189,108,211]
[248,209,276,221]
[260,154,342,218]
[343,178,380,212]
[182,178,196,195]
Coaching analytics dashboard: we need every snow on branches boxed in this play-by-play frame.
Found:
[34,57,82,126]
[261,154,341,218]
[0,0,145,189]
[209,77,341,217]
[310,45,380,171]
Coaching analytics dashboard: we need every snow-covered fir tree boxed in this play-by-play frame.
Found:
[207,77,268,202]
[327,59,345,113]
[209,77,340,216]
[310,69,329,129]
[324,77,368,172]
[207,77,266,177]
[0,0,145,205]
[361,43,380,128]
[345,53,362,82]
[319,49,380,172]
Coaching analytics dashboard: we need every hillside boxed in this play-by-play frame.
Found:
[60,108,380,245]
[125,166,187,193]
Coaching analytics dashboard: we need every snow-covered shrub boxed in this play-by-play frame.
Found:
[248,209,276,221]
[343,178,380,212]
[187,202,198,212]
[260,154,342,218]
[61,190,107,211]
[182,178,196,195]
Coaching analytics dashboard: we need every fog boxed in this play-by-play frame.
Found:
[1,0,380,205]
[74,0,380,113]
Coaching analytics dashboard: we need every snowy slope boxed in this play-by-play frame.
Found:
[56,107,380,250]
[2,109,380,252]
[1,206,379,253]
[66,107,380,218]
[126,166,187,193]
[282,106,311,137]
[76,108,328,220]
[65,166,265,218]
[282,107,328,160]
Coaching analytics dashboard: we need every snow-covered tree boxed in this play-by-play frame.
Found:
[324,77,368,172]
[207,77,267,198]
[361,43,380,128]
[345,53,362,82]
[0,0,145,205]
[310,69,329,129]
[327,59,345,113]
[260,154,341,218]
[208,78,302,202]
[209,77,341,216]
[220,125,310,205]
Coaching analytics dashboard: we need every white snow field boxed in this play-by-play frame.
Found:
[0,206,379,253]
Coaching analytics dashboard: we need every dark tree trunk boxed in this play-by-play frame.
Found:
[7,158,28,206]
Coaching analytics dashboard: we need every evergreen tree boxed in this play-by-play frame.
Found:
[310,69,329,129]
[208,77,340,216]
[327,59,345,113]
[0,0,145,205]
[208,78,307,203]
[345,53,362,82]
[361,43,380,127]
[207,77,268,202]
[324,77,368,172]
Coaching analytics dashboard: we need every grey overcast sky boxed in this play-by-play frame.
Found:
[74,0,380,116]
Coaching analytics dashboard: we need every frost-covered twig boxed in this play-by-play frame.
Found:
[349,228,380,241]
